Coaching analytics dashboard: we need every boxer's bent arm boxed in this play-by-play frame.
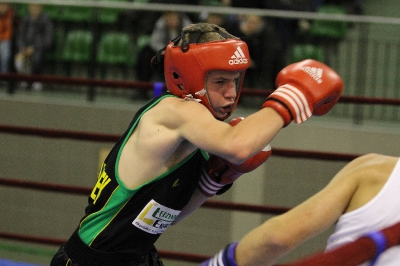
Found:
[172,188,209,225]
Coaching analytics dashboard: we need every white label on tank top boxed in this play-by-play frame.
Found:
[133,199,181,234]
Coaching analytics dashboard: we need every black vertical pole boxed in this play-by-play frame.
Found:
[87,1,99,102]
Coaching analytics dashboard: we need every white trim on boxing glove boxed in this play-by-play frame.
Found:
[198,167,226,197]
[272,84,312,124]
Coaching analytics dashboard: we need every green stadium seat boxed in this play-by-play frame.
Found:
[61,30,94,77]
[62,30,93,63]
[97,32,133,79]
[97,32,132,65]
[309,5,348,40]
[288,43,325,64]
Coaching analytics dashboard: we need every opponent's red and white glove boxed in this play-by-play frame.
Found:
[262,59,343,127]
[198,117,272,197]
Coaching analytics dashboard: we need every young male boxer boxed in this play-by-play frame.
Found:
[51,23,343,266]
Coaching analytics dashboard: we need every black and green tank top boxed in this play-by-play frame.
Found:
[77,92,207,257]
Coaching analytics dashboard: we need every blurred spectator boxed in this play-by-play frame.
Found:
[150,11,192,53]
[14,3,53,91]
[135,11,192,93]
[238,14,284,89]
[0,3,14,73]
[121,0,200,37]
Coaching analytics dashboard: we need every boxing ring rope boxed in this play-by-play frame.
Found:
[283,221,400,266]
[2,73,400,106]
[1,74,400,264]
[0,176,290,215]
[0,124,362,161]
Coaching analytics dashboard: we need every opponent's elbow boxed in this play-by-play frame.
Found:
[258,220,299,257]
[264,233,296,253]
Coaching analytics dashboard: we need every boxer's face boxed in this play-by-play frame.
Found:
[205,70,241,119]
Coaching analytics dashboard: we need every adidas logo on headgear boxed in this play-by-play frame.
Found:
[300,66,323,84]
[229,47,248,65]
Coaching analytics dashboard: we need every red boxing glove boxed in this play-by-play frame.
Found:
[262,59,343,127]
[198,117,272,197]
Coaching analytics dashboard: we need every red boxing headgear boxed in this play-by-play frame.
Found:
[163,34,250,120]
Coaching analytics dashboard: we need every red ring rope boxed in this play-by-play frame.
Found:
[0,177,290,215]
[1,72,400,105]
[0,124,361,161]
[283,221,400,266]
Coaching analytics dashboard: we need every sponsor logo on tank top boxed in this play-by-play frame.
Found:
[133,199,181,234]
